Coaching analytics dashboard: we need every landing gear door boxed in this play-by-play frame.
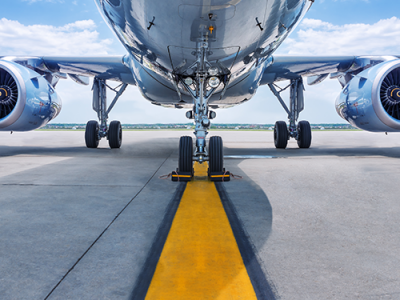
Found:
[168,46,240,75]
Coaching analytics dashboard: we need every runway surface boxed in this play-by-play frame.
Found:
[1,130,400,300]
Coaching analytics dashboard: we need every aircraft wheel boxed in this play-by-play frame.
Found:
[108,120,122,149]
[179,136,193,173]
[209,136,223,173]
[274,121,288,149]
[85,120,99,148]
[297,120,312,149]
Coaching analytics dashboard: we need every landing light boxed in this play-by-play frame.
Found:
[184,77,193,86]
[208,76,220,88]
[208,67,219,76]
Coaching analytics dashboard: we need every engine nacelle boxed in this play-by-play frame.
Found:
[336,59,400,132]
[0,60,62,131]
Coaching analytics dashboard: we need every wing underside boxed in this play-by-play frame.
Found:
[0,55,136,86]
[261,55,400,86]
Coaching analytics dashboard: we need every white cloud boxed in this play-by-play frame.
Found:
[278,17,400,56]
[0,18,112,56]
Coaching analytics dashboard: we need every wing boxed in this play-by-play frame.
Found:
[0,54,136,131]
[260,55,399,86]
[0,55,136,86]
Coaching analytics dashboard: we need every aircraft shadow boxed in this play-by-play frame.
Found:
[224,145,400,159]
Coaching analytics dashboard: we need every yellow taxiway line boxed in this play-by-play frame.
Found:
[145,162,257,299]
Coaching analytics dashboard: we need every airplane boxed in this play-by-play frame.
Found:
[1,0,400,176]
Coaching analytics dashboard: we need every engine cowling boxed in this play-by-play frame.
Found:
[0,60,62,131]
[336,59,400,132]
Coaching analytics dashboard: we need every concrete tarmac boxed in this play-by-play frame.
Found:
[1,130,400,299]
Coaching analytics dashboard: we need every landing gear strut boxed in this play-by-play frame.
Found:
[85,78,127,149]
[268,78,312,149]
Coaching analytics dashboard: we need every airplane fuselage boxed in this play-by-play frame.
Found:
[95,0,311,107]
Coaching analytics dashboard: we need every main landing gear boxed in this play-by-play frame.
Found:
[174,36,229,176]
[85,78,127,149]
[268,78,312,149]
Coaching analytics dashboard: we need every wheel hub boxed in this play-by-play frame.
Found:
[387,86,400,103]
[0,86,12,104]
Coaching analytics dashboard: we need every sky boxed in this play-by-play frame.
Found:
[1,0,400,124]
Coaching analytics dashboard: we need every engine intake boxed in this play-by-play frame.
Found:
[0,69,19,119]
[336,59,400,132]
[0,60,62,131]
[380,68,400,120]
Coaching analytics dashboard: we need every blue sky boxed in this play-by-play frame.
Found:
[307,0,398,25]
[1,0,400,124]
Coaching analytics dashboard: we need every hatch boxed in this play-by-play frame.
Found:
[178,4,236,21]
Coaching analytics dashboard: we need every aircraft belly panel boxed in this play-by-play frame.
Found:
[99,0,270,70]
[96,0,311,107]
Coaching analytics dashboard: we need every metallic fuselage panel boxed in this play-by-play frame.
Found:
[95,0,311,106]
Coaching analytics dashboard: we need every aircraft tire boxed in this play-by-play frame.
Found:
[179,136,193,173]
[274,121,288,149]
[297,120,312,148]
[108,120,122,149]
[209,136,223,173]
[85,120,99,148]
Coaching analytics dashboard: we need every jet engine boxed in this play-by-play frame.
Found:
[0,60,62,131]
[336,59,400,132]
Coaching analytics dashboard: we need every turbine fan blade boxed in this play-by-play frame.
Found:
[380,68,400,120]
[0,69,19,119]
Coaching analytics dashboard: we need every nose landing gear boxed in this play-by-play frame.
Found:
[173,36,229,180]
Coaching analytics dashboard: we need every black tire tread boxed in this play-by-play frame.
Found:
[109,120,122,149]
[85,120,99,148]
[209,136,223,173]
[297,120,312,148]
[179,136,193,173]
[274,121,288,149]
